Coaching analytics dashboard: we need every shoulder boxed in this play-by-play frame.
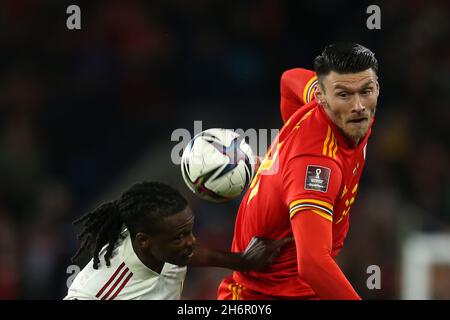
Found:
[164,263,188,278]
[66,252,129,300]
[281,68,318,103]
[282,105,338,161]
[281,68,316,84]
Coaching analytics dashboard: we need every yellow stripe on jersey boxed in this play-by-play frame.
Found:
[300,109,314,122]
[289,200,334,219]
[290,207,333,222]
[228,284,235,300]
[323,126,338,159]
[352,184,358,194]
[344,197,355,207]
[228,283,244,300]
[311,209,333,222]
[290,198,333,211]
[295,109,315,129]
[238,285,244,300]
[323,126,331,156]
[340,186,348,199]
[328,133,335,157]
[332,138,338,158]
[285,116,292,127]
[335,207,351,224]
[303,76,318,104]
[247,181,260,205]
[247,141,284,205]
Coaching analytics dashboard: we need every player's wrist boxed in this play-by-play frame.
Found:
[237,252,248,272]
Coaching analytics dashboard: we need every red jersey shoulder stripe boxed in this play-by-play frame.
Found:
[101,266,131,300]
[95,262,125,298]
[109,271,133,300]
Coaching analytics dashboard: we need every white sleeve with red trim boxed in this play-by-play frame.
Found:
[282,155,342,221]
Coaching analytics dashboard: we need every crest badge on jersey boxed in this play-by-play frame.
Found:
[304,165,331,193]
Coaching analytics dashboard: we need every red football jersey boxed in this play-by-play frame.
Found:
[225,68,373,298]
[280,68,318,123]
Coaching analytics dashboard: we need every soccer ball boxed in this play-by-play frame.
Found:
[181,128,256,202]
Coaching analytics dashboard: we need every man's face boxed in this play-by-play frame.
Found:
[148,206,197,266]
[316,69,379,145]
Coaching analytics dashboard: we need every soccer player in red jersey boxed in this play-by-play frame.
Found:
[218,43,380,300]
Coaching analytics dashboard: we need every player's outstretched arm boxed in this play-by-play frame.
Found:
[188,236,292,272]
[292,211,361,300]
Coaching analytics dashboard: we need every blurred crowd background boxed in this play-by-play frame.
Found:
[0,0,449,299]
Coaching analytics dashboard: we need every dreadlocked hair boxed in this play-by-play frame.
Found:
[71,200,123,269]
[71,181,188,269]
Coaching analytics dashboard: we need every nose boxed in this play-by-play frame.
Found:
[353,95,366,113]
[186,232,197,247]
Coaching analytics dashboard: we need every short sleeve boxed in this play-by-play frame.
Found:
[282,155,342,221]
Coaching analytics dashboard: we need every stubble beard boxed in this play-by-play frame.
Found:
[324,102,376,146]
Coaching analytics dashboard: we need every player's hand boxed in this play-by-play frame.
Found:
[240,236,293,272]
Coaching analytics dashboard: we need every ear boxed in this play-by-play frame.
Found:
[314,83,325,105]
[375,79,380,97]
[135,232,152,249]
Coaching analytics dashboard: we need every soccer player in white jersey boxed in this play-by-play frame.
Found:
[65,181,290,300]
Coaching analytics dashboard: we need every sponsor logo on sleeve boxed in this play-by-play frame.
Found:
[304,165,330,193]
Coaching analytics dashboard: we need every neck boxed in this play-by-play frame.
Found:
[132,241,164,274]
[346,134,360,148]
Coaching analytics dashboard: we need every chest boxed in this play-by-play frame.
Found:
[333,146,366,225]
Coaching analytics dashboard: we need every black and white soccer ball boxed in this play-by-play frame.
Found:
[181,128,256,202]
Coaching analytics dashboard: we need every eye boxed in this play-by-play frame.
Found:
[173,234,184,241]
[362,89,373,95]
[338,92,348,98]
[174,231,190,241]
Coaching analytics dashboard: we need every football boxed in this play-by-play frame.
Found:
[181,128,256,202]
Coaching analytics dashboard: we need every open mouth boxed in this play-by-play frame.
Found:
[183,250,194,260]
[348,118,368,124]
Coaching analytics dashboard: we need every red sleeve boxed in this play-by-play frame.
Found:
[280,68,317,123]
[282,156,360,299]
[291,211,361,299]
[282,155,341,220]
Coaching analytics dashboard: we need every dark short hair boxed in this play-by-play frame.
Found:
[314,43,378,79]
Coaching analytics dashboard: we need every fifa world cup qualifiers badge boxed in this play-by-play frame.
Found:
[304,165,330,193]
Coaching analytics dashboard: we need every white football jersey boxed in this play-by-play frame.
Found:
[64,231,187,300]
